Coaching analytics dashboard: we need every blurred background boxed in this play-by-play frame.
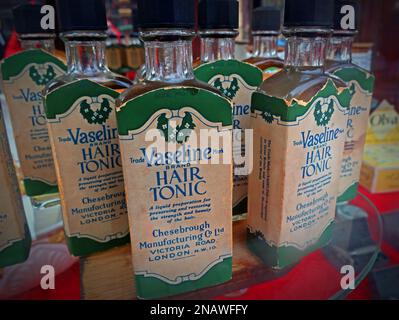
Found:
[0,0,398,101]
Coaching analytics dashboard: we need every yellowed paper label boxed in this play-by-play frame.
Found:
[338,82,373,200]
[248,80,350,258]
[0,51,66,195]
[0,107,25,251]
[46,81,129,242]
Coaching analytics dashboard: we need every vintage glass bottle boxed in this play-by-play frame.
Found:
[0,4,66,238]
[247,0,351,269]
[194,0,263,218]
[0,100,31,268]
[44,0,132,256]
[244,6,284,79]
[326,0,375,203]
[117,0,233,299]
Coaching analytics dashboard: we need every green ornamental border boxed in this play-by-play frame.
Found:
[45,79,120,120]
[135,257,232,299]
[24,178,58,197]
[0,49,66,81]
[252,79,352,123]
[194,59,263,87]
[337,182,359,203]
[117,87,233,135]
[66,234,130,257]
[333,67,375,94]
[0,224,31,268]
[247,222,334,269]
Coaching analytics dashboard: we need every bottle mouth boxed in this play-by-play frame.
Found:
[252,31,280,36]
[282,27,332,37]
[199,29,239,38]
[331,30,358,37]
[18,33,56,40]
[61,31,107,41]
[140,29,196,41]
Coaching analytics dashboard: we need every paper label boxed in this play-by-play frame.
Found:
[44,79,129,243]
[195,60,263,213]
[248,79,351,253]
[117,87,233,298]
[366,100,399,145]
[330,66,375,201]
[0,106,26,252]
[0,49,66,196]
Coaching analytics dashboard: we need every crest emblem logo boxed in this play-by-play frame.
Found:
[157,111,196,144]
[79,96,112,125]
[314,98,335,127]
[213,76,240,99]
[29,64,56,85]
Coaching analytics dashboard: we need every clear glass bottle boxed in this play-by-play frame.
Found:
[106,34,124,74]
[194,29,237,67]
[0,99,31,268]
[47,31,130,92]
[44,0,132,256]
[120,29,222,100]
[194,0,264,218]
[247,0,351,269]
[0,4,66,239]
[117,0,233,299]
[326,0,375,203]
[258,29,346,100]
[244,6,284,79]
[122,32,145,76]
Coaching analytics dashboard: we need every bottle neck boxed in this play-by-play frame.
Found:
[252,33,279,58]
[63,32,109,76]
[284,28,331,72]
[327,35,354,64]
[142,30,195,82]
[19,34,55,53]
[200,30,237,63]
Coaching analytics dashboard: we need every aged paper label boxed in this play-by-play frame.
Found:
[45,79,129,243]
[331,67,375,202]
[195,60,263,213]
[0,106,26,252]
[248,79,351,268]
[117,87,233,298]
[0,49,66,196]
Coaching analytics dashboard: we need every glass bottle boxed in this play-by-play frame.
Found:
[117,0,233,299]
[106,34,124,74]
[326,0,375,203]
[194,0,263,218]
[122,32,145,77]
[0,100,31,268]
[244,6,284,79]
[44,0,132,256]
[194,29,237,68]
[0,4,66,239]
[247,0,351,269]
[123,10,145,81]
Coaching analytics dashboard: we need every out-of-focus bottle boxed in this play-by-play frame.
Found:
[0,4,66,238]
[0,98,31,268]
[244,6,284,80]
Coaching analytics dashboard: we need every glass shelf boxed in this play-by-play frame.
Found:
[172,192,383,300]
[0,192,383,300]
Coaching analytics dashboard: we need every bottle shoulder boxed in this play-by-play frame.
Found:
[244,57,284,71]
[118,79,226,107]
[44,71,132,96]
[325,60,371,75]
[258,69,348,102]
